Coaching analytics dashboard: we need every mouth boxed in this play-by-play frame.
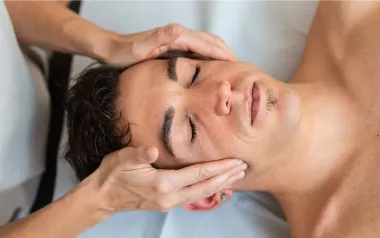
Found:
[250,82,260,125]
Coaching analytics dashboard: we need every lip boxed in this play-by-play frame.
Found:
[250,82,260,125]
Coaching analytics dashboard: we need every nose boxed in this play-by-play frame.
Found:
[215,81,231,116]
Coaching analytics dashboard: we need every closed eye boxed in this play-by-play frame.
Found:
[189,117,197,143]
[190,65,200,86]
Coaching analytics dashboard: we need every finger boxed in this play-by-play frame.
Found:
[197,32,237,60]
[178,33,236,61]
[133,24,184,59]
[204,38,237,61]
[114,146,159,165]
[135,147,159,164]
[165,159,247,191]
[148,33,232,60]
[147,44,171,59]
[212,37,238,61]
[175,166,246,205]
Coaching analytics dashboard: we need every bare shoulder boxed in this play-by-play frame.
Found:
[312,217,380,238]
[311,151,380,238]
[295,1,380,84]
[317,1,380,34]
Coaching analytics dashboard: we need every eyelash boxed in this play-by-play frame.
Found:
[188,65,200,143]
[190,65,200,86]
[189,117,197,143]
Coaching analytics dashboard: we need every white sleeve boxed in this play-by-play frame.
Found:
[0,0,50,224]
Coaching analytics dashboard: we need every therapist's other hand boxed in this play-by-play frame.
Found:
[102,24,237,67]
[88,146,246,214]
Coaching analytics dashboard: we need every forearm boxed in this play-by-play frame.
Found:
[5,1,114,61]
[0,179,109,238]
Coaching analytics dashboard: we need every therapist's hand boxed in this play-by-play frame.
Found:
[102,24,237,67]
[87,146,246,214]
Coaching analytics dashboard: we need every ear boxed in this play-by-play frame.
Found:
[182,190,233,212]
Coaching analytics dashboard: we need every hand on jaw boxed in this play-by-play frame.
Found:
[76,146,247,217]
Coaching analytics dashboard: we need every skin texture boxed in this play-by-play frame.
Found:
[117,2,380,238]
[3,1,379,237]
[118,58,304,190]
[1,2,240,237]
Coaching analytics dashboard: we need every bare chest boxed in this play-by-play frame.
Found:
[316,146,380,238]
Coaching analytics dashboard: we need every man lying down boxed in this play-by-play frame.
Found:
[65,52,297,211]
[66,1,380,237]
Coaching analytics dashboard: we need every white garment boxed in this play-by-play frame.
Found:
[53,1,318,238]
[0,0,50,224]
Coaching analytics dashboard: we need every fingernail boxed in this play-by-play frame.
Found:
[230,159,243,166]
[233,171,245,180]
[240,163,248,170]
[166,25,177,36]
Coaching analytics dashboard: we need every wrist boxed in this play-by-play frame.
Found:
[65,173,113,225]
[84,27,119,64]
[62,18,116,63]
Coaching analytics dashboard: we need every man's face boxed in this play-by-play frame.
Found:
[117,58,301,176]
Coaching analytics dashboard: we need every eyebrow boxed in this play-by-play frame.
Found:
[161,106,175,157]
[167,57,178,81]
[159,58,178,157]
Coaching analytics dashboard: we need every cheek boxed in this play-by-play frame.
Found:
[197,123,244,161]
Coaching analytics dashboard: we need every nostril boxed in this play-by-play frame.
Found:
[226,97,231,107]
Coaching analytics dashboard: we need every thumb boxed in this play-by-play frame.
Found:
[135,24,183,58]
[113,146,159,166]
[133,146,159,165]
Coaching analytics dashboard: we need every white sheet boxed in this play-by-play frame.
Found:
[55,1,319,237]
[79,192,289,238]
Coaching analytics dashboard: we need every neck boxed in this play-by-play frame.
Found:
[249,79,360,237]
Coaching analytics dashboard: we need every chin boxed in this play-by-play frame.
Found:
[260,79,302,132]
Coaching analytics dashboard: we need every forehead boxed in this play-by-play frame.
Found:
[116,59,178,163]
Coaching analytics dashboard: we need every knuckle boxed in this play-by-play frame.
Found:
[155,27,167,41]
[107,170,120,185]
[200,187,213,198]
[151,47,164,58]
[167,23,183,31]
[215,36,225,44]
[197,168,210,181]
[165,23,177,29]
[153,177,172,194]
[171,23,182,28]
[207,47,217,59]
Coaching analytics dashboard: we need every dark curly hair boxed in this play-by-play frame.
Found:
[65,63,131,181]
